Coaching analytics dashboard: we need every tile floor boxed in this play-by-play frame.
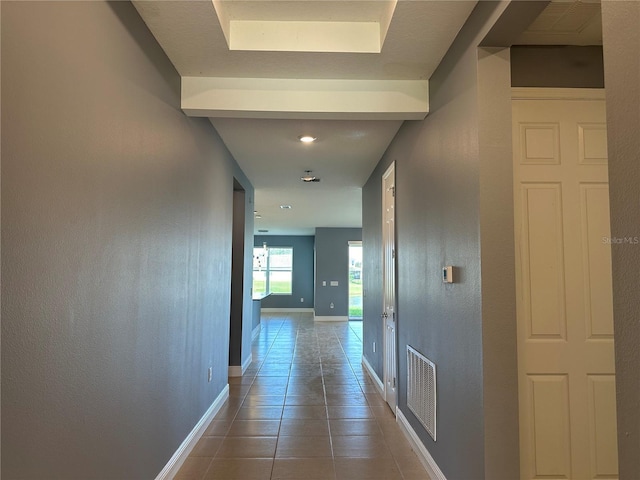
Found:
[175,312,431,480]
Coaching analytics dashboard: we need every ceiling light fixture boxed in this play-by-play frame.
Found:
[301,170,321,183]
[299,135,316,143]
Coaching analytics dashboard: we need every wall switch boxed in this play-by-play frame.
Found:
[330,280,339,286]
[322,281,327,286]
[300,297,304,303]
[207,367,212,382]
[373,342,376,353]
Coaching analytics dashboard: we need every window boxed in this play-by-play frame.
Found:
[253,246,293,295]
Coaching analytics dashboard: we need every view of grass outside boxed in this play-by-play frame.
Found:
[349,277,363,318]
[349,243,363,319]
[269,272,293,294]
[253,246,293,295]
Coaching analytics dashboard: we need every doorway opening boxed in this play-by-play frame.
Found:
[348,241,363,320]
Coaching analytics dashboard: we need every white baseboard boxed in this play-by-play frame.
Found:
[155,384,229,480]
[396,407,447,480]
[228,353,252,377]
[261,308,314,313]
[252,323,261,340]
[361,355,384,396]
[314,315,348,322]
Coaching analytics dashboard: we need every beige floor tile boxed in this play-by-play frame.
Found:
[359,384,381,394]
[369,405,396,420]
[252,377,289,387]
[212,405,241,421]
[271,458,336,479]
[325,393,368,406]
[364,392,388,407]
[384,432,416,457]
[324,384,364,395]
[327,406,374,419]
[178,318,431,479]
[394,454,432,480]
[329,419,381,436]
[248,384,288,396]
[227,419,281,436]
[334,457,403,480]
[275,435,333,458]
[286,384,325,396]
[287,377,323,387]
[279,418,330,436]
[174,456,212,479]
[235,406,283,420]
[191,436,224,457]
[284,393,326,406]
[216,436,278,458]
[242,394,286,407]
[282,405,328,419]
[228,384,252,396]
[204,419,233,436]
[289,366,322,376]
[332,435,393,458]
[203,458,274,480]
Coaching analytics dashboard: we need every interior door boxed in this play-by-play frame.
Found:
[512,89,617,480]
[382,162,397,412]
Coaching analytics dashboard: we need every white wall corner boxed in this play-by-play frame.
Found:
[155,384,229,480]
[396,408,447,480]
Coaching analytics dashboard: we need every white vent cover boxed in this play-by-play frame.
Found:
[407,345,437,441]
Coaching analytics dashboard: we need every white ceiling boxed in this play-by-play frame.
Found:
[133,0,478,235]
[516,0,602,45]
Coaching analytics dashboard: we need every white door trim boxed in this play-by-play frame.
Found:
[382,161,397,411]
[512,87,605,101]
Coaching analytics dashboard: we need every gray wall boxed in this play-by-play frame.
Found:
[601,2,640,478]
[314,228,362,317]
[362,3,519,479]
[362,178,384,373]
[1,2,249,478]
[511,46,605,88]
[229,183,256,368]
[254,235,315,309]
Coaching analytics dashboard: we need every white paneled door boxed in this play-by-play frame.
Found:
[382,161,397,413]
[512,89,617,480]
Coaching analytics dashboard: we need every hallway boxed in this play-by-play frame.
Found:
[176,313,431,479]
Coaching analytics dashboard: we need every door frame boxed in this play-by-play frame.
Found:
[382,161,397,411]
[511,87,617,479]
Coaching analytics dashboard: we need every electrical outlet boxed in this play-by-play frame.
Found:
[300,297,304,303]
[373,342,376,353]
[207,367,212,382]
[330,302,334,309]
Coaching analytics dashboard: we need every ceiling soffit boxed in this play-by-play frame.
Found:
[213,0,399,53]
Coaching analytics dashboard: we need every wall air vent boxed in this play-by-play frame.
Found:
[407,345,437,441]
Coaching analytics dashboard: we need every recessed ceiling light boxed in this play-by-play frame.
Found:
[299,135,316,143]
[280,205,292,209]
